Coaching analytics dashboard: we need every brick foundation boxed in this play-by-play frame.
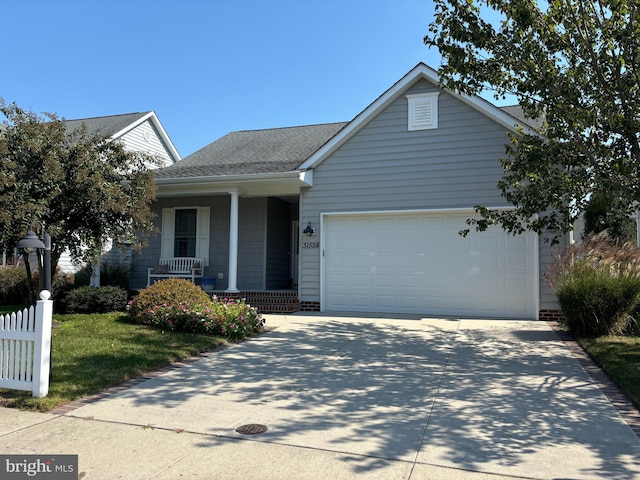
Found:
[207,290,300,314]
[205,294,564,320]
[538,309,565,322]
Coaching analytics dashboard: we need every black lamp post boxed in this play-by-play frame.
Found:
[17,227,52,302]
[17,226,53,381]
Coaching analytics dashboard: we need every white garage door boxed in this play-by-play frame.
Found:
[323,212,537,319]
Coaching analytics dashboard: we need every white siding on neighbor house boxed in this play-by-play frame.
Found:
[300,78,554,314]
[56,252,80,273]
[119,120,175,167]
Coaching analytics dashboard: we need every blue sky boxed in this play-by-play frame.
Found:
[3,1,441,157]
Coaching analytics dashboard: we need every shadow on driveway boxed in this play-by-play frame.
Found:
[70,317,640,479]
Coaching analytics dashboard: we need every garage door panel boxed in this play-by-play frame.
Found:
[353,295,372,308]
[477,235,500,250]
[505,276,529,292]
[375,274,395,287]
[353,274,373,287]
[329,253,350,268]
[328,293,348,308]
[329,273,349,287]
[377,295,398,309]
[504,235,530,251]
[324,212,537,318]
[398,274,423,288]
[505,256,529,272]
[352,254,374,269]
[376,254,398,268]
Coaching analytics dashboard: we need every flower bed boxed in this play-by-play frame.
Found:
[140,297,264,340]
[129,279,264,340]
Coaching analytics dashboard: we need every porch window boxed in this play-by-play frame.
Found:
[161,207,210,265]
[174,209,197,257]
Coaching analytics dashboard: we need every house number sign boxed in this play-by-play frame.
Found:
[302,241,320,249]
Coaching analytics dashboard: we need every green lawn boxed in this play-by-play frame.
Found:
[578,334,640,409]
[0,312,224,411]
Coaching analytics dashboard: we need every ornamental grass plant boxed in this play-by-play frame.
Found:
[548,232,640,337]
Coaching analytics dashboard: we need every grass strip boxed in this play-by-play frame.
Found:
[578,335,640,409]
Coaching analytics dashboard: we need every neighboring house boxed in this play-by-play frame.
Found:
[131,63,565,320]
[63,111,180,168]
[58,112,181,276]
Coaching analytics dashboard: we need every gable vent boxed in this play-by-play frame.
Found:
[407,92,439,131]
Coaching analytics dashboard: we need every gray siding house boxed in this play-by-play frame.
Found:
[132,63,563,320]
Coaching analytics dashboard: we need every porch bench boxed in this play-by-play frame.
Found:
[147,257,204,286]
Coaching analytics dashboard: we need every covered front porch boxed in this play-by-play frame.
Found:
[130,168,313,304]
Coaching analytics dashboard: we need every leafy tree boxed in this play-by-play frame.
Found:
[425,0,640,243]
[0,99,159,275]
[582,192,637,243]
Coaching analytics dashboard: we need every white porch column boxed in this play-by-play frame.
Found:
[227,191,239,292]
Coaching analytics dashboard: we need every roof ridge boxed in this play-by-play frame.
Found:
[63,111,150,122]
[234,121,348,134]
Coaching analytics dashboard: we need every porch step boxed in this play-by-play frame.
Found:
[208,290,300,314]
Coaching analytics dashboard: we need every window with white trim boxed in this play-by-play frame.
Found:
[161,207,210,265]
[174,209,197,257]
[407,92,439,131]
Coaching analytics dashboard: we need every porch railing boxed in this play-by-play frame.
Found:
[0,291,52,398]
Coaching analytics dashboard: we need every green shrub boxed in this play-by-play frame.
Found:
[1,266,78,309]
[71,261,130,289]
[51,273,75,311]
[0,266,32,305]
[548,233,640,336]
[129,278,212,323]
[73,265,92,287]
[130,280,264,340]
[100,260,130,289]
[60,286,129,314]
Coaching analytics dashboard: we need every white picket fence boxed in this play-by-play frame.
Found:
[0,291,52,398]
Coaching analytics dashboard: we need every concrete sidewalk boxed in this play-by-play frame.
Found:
[0,314,639,479]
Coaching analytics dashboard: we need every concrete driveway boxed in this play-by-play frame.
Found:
[0,314,639,479]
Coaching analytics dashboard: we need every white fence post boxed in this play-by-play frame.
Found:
[32,290,52,398]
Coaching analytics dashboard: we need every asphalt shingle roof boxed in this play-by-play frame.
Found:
[63,112,150,137]
[155,122,348,179]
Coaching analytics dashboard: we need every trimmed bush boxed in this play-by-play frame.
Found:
[548,233,640,336]
[129,278,212,323]
[61,286,129,314]
[130,279,264,340]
